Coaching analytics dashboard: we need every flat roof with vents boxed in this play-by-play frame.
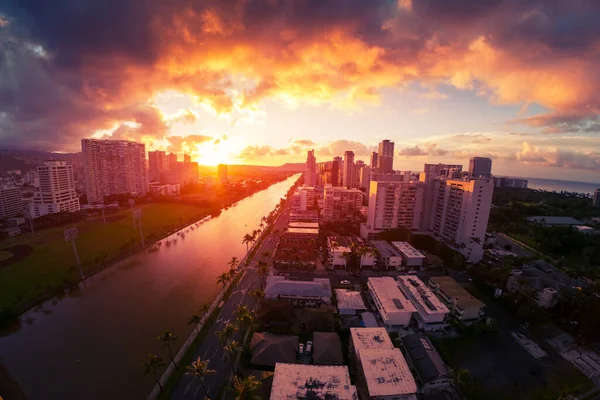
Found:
[350,327,394,351]
[357,348,418,397]
[391,241,426,260]
[270,363,358,400]
[368,277,416,315]
[397,276,449,315]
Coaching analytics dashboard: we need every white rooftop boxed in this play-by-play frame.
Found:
[368,277,416,314]
[289,222,319,229]
[350,327,393,351]
[335,290,367,311]
[358,348,418,397]
[391,241,425,259]
[270,363,358,400]
[265,276,331,299]
[396,276,449,315]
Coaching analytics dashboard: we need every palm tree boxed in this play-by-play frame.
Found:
[200,303,210,320]
[217,272,230,289]
[185,357,216,399]
[252,229,261,241]
[188,314,203,335]
[242,233,254,253]
[217,323,238,345]
[249,289,264,303]
[143,354,166,394]
[257,261,269,288]
[158,331,179,370]
[228,256,240,272]
[224,340,241,377]
[235,305,253,338]
[228,375,262,400]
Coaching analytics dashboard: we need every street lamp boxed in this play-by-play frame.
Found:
[133,208,145,247]
[64,227,84,280]
[128,199,136,228]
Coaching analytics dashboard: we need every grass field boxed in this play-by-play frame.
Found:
[0,203,210,313]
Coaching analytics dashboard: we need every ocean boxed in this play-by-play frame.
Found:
[525,177,600,196]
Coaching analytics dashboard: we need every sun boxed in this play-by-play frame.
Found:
[193,139,243,166]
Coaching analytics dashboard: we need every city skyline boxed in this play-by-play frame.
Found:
[1,1,600,182]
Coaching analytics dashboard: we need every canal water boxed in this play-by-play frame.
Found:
[0,174,299,400]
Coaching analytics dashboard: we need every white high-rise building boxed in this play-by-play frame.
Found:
[323,186,363,222]
[429,177,494,262]
[365,180,425,233]
[30,161,80,218]
[0,187,23,219]
[377,140,395,173]
[305,149,317,186]
[82,139,148,204]
[342,151,355,188]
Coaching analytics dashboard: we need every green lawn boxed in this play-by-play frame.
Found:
[0,203,210,312]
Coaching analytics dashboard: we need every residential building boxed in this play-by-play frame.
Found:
[147,150,167,182]
[370,241,403,269]
[327,236,375,269]
[506,270,560,308]
[377,140,395,173]
[160,162,198,186]
[289,210,319,223]
[391,241,425,268]
[250,333,299,367]
[335,289,367,315]
[402,335,454,393]
[29,161,80,218]
[361,312,379,328]
[270,363,357,399]
[368,277,416,326]
[264,276,332,305]
[148,183,180,196]
[526,216,583,226]
[370,152,379,168]
[305,149,318,186]
[429,276,486,322]
[360,166,373,191]
[323,186,363,221]
[288,222,319,230]
[468,157,492,178]
[354,160,366,187]
[429,178,494,262]
[81,139,148,204]
[318,161,334,185]
[0,186,22,219]
[593,189,600,208]
[218,164,228,184]
[493,176,528,189]
[167,153,178,170]
[183,153,191,163]
[312,332,344,366]
[327,236,352,268]
[284,227,319,239]
[343,151,355,188]
[396,276,449,330]
[332,156,342,186]
[423,164,462,179]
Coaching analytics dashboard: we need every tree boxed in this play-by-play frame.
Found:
[228,257,240,272]
[228,375,262,400]
[242,233,254,253]
[188,314,203,335]
[143,354,166,394]
[249,289,264,302]
[454,369,473,390]
[185,357,216,399]
[158,331,179,370]
[217,323,238,345]
[217,272,230,289]
[224,340,241,377]
[257,261,269,288]
[234,305,254,339]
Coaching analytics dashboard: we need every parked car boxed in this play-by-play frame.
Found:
[341,280,350,285]
[298,343,304,354]
[306,341,313,354]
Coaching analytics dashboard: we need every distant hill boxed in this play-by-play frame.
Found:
[0,149,82,175]
[276,163,306,171]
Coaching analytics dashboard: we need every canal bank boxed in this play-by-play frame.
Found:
[0,174,300,400]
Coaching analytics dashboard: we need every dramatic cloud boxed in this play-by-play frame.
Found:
[517,142,600,171]
[451,133,492,144]
[318,140,374,157]
[1,0,600,150]
[398,143,447,156]
[238,145,290,160]
[513,113,600,134]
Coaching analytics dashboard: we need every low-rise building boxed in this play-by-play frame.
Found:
[250,333,299,368]
[391,241,425,268]
[148,183,180,196]
[335,289,367,315]
[270,363,358,400]
[526,216,583,226]
[288,222,319,230]
[396,276,449,330]
[323,186,363,222]
[402,335,454,393]
[313,332,344,366]
[370,241,403,270]
[289,210,319,223]
[506,270,559,308]
[327,236,376,269]
[285,227,319,239]
[265,276,332,306]
[368,277,416,327]
[429,276,485,322]
[328,236,352,268]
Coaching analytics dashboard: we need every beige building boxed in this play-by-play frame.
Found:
[323,186,363,221]
[429,276,485,322]
[396,275,449,330]
[0,186,23,219]
[30,161,80,218]
[82,139,148,204]
[368,277,416,327]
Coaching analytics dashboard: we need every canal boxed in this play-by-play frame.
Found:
[0,174,299,400]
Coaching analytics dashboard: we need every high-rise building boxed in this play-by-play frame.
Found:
[305,149,317,186]
[30,161,80,218]
[377,140,395,173]
[0,187,22,219]
[365,180,425,233]
[424,163,463,179]
[82,139,148,204]
[359,167,372,191]
[332,157,342,186]
[370,152,378,169]
[167,153,178,170]
[323,186,363,222]
[429,178,494,262]
[493,177,528,189]
[593,189,600,208]
[469,157,492,178]
[148,150,168,182]
[183,154,191,163]
[354,160,365,187]
[343,151,355,188]
[218,164,228,184]
[318,161,333,186]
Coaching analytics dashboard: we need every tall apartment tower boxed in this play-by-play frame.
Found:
[305,149,317,186]
[370,152,378,169]
[0,187,22,219]
[593,189,600,208]
[366,180,425,232]
[377,140,395,173]
[343,151,355,188]
[30,160,80,218]
[323,186,364,222]
[424,163,463,179]
[183,154,191,163]
[332,156,342,186]
[469,157,492,178]
[218,164,228,184]
[82,139,148,204]
[167,153,178,170]
[429,178,494,262]
[354,160,365,187]
[148,150,168,182]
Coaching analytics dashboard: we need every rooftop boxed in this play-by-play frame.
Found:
[358,348,417,397]
[402,334,451,384]
[527,216,583,226]
[289,222,319,229]
[313,332,344,366]
[270,363,358,400]
[370,240,402,258]
[361,312,379,328]
[265,276,332,298]
[335,289,367,311]
[429,276,485,309]
[286,227,319,235]
[397,276,449,315]
[350,327,393,351]
[250,333,299,367]
[368,277,417,314]
[391,241,426,259]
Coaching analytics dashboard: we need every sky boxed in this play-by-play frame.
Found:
[1,0,599,181]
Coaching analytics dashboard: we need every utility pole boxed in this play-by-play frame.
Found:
[133,208,145,247]
[24,207,34,236]
[64,227,84,280]
[128,199,136,228]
